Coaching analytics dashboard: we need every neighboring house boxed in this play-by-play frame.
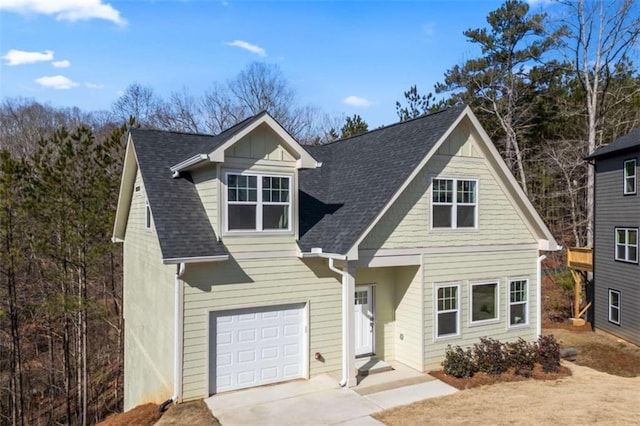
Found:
[587,128,640,346]
[113,105,559,410]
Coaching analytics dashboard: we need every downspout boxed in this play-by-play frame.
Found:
[160,262,185,412]
[328,257,349,387]
[537,255,546,337]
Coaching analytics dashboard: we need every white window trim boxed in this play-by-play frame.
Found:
[614,227,638,263]
[145,199,151,230]
[469,280,500,326]
[623,159,636,195]
[508,278,529,328]
[430,177,479,230]
[224,170,293,234]
[434,282,461,340]
[608,289,621,325]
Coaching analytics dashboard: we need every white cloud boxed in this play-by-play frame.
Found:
[52,59,70,68]
[35,75,79,89]
[225,40,267,57]
[85,82,104,89]
[525,0,553,6]
[2,49,54,66]
[0,0,126,25]
[343,95,376,107]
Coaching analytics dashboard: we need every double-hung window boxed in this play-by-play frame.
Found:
[226,173,291,232]
[436,284,460,338]
[615,228,638,263]
[145,199,151,230]
[432,178,477,229]
[470,281,498,324]
[509,279,528,326]
[608,289,621,325]
[624,159,636,195]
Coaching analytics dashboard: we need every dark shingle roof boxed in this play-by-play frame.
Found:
[587,127,640,160]
[129,105,466,260]
[298,105,466,254]
[131,128,228,261]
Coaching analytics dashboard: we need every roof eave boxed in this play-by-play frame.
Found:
[112,134,137,242]
[169,153,209,174]
[162,254,229,265]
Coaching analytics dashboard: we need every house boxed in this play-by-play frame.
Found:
[112,105,560,410]
[587,128,640,346]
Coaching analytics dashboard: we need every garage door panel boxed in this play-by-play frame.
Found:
[210,303,305,394]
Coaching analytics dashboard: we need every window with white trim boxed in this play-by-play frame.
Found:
[470,281,498,324]
[615,228,638,263]
[509,279,528,326]
[624,159,636,195]
[432,178,477,228]
[609,289,620,325]
[436,284,459,337]
[226,173,291,231]
[145,199,151,229]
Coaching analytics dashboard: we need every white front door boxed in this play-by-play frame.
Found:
[354,286,374,356]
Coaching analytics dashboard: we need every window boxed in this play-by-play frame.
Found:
[624,159,636,195]
[226,173,291,232]
[145,199,151,229]
[509,279,528,326]
[608,289,621,325]
[436,284,459,338]
[615,228,638,263]
[432,178,477,229]
[470,282,498,324]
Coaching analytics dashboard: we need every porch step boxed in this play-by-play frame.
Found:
[356,358,393,377]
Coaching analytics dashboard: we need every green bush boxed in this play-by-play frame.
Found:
[442,345,475,378]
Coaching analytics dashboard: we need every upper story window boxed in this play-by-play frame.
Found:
[226,173,291,232]
[624,159,636,195]
[615,228,638,263]
[432,178,477,229]
[145,199,151,229]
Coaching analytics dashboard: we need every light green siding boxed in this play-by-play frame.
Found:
[394,266,424,370]
[123,170,176,410]
[355,268,395,361]
[361,124,536,250]
[422,249,538,370]
[226,123,296,161]
[180,257,342,401]
[192,165,218,232]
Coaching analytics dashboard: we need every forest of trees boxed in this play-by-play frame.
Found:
[1,1,639,424]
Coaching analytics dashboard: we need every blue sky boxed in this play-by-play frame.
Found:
[0,0,548,128]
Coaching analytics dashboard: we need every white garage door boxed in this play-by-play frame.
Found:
[209,303,306,394]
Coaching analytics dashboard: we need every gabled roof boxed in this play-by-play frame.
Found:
[298,105,467,255]
[587,127,640,160]
[127,128,229,263]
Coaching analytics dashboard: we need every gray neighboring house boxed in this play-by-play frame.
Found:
[587,128,640,346]
[113,106,560,410]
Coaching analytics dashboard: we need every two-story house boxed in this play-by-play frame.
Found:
[587,127,640,346]
[113,105,559,410]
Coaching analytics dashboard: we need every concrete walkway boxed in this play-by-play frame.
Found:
[205,369,457,426]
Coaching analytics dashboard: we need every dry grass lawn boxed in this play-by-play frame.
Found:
[374,363,640,425]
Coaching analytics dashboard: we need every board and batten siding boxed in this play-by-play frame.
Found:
[422,249,539,370]
[123,170,177,410]
[180,257,342,401]
[594,154,640,345]
[361,123,536,250]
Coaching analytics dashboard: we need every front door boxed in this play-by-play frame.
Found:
[354,286,374,357]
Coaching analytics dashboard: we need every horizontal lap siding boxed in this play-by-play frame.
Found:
[594,155,640,345]
[423,249,538,370]
[361,127,535,251]
[123,170,176,410]
[180,257,341,401]
[394,266,424,370]
[192,167,218,231]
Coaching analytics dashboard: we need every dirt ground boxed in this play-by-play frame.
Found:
[374,324,640,425]
[97,400,218,426]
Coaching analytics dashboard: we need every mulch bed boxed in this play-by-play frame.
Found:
[430,364,572,390]
[98,403,163,426]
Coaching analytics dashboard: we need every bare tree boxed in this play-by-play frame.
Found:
[154,88,203,133]
[111,83,161,127]
[556,0,640,246]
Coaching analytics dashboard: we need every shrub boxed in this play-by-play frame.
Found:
[442,345,474,378]
[537,334,561,372]
[473,337,508,375]
[506,338,537,377]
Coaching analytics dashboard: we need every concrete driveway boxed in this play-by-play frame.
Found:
[205,367,457,425]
